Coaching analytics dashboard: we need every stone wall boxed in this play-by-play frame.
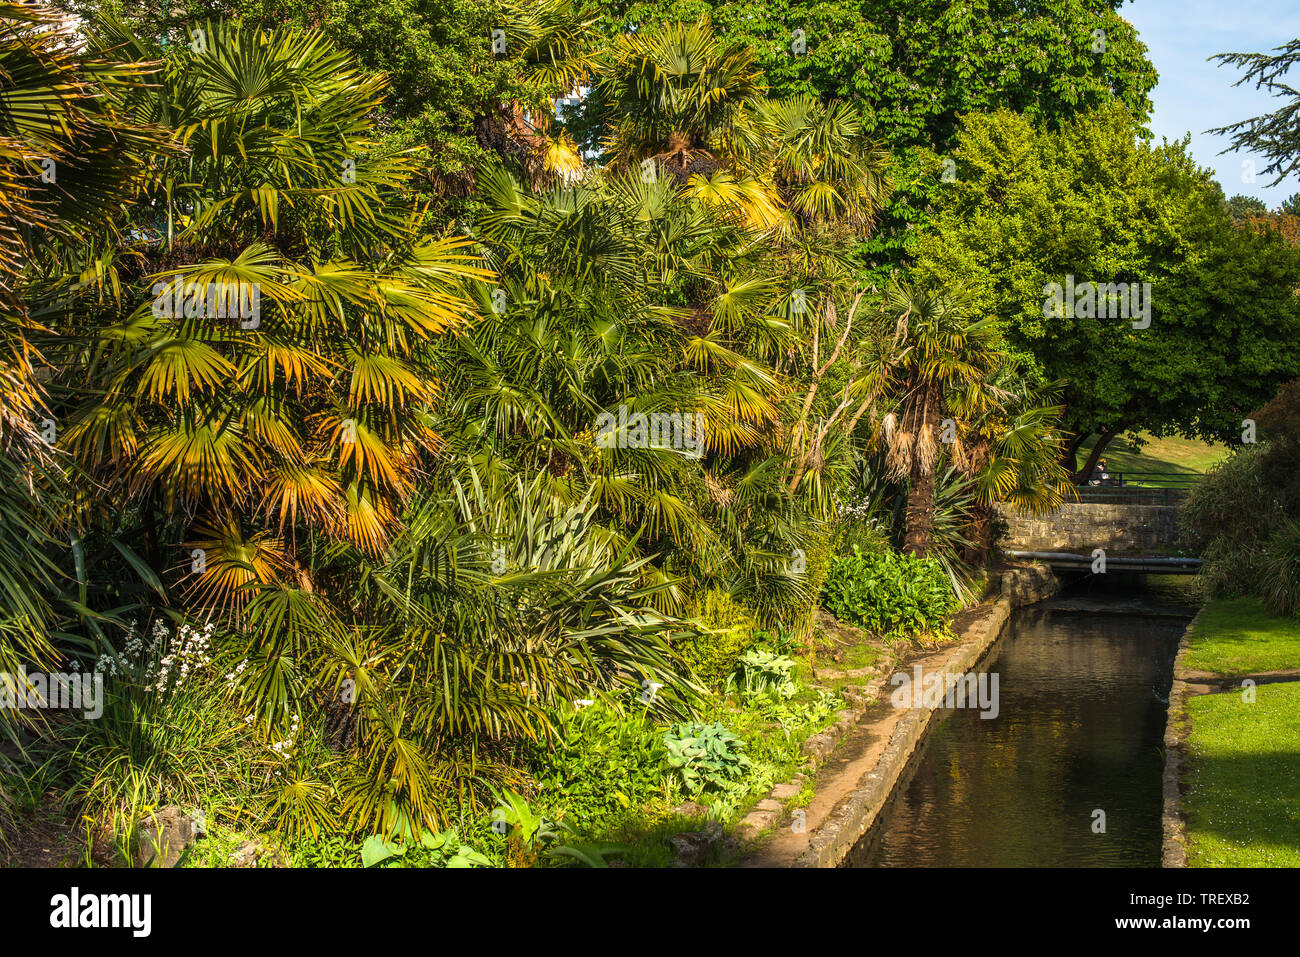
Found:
[997,502,1185,553]
[1001,563,1060,607]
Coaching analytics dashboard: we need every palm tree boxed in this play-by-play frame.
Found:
[880,282,1000,557]
[493,0,599,186]
[54,20,489,571]
[0,2,171,752]
[949,370,1075,562]
[594,17,765,178]
[745,97,892,517]
[754,93,891,238]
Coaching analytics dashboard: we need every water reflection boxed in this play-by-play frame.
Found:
[848,575,1192,867]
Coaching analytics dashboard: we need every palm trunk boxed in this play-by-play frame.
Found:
[903,386,940,557]
[904,460,936,557]
[964,504,994,565]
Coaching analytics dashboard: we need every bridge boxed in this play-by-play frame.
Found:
[997,476,1202,574]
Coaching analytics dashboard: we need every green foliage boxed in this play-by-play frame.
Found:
[78,0,544,220]
[547,841,632,868]
[679,589,761,688]
[290,815,509,867]
[592,1,1156,154]
[1261,519,1300,618]
[914,104,1300,448]
[5,4,1163,865]
[1224,193,1268,222]
[593,1,1158,274]
[493,787,562,840]
[1251,378,1300,442]
[1184,439,1300,614]
[530,703,670,831]
[727,648,797,702]
[1209,39,1300,187]
[0,2,176,758]
[663,720,752,793]
[361,827,493,868]
[48,620,260,845]
[820,546,956,641]
[784,527,834,642]
[697,687,842,820]
[492,788,581,867]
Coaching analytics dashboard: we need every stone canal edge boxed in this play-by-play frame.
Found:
[1160,608,1201,868]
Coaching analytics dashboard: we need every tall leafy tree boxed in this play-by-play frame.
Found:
[1223,192,1268,222]
[914,105,1300,480]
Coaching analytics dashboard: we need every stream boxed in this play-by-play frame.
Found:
[846,574,1199,867]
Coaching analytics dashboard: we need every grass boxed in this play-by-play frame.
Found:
[1182,598,1300,676]
[1179,597,1300,867]
[1183,682,1300,867]
[1077,431,1230,482]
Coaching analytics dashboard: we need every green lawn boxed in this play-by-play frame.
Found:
[1179,598,1300,867]
[1077,431,1230,482]
[1182,598,1300,676]
[1183,682,1300,867]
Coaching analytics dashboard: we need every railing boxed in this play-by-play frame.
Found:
[1073,471,1202,505]
[1078,470,1202,489]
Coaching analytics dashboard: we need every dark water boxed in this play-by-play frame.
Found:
[847,574,1196,867]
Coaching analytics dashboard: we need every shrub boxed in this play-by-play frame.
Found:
[663,721,752,794]
[1184,440,1300,605]
[1261,519,1300,617]
[529,703,669,832]
[680,589,762,688]
[820,546,956,641]
[727,648,797,702]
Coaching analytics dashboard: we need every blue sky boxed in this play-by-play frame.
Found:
[1124,0,1300,206]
